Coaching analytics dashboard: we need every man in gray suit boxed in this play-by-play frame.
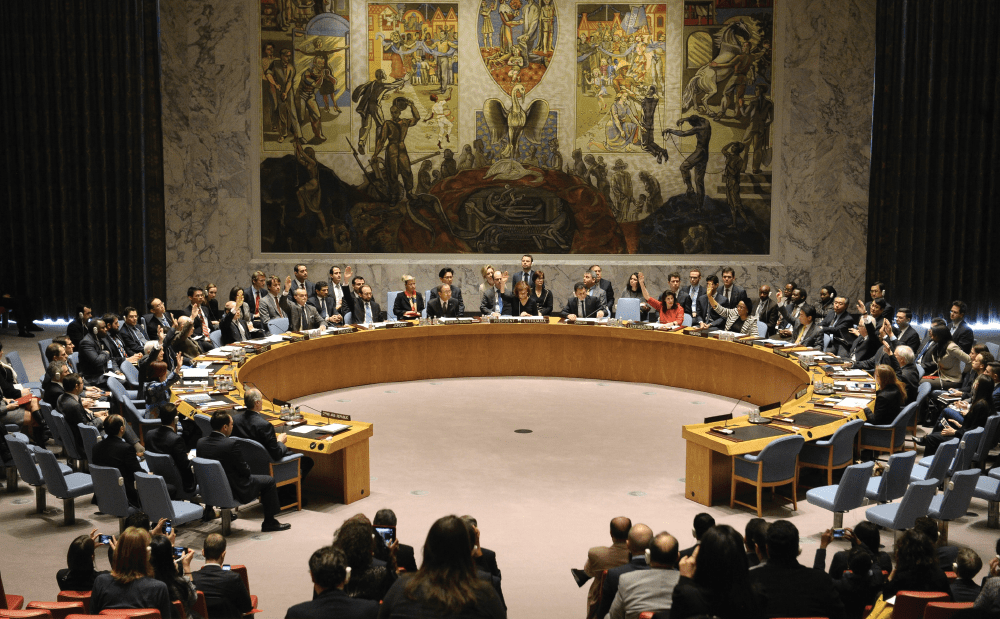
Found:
[288,288,321,332]
[606,532,680,619]
[480,271,509,317]
[258,276,289,327]
[582,269,610,317]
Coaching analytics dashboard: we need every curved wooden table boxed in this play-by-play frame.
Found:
[223,322,865,506]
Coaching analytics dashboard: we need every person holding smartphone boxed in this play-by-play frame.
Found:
[57,530,109,592]
[149,535,198,618]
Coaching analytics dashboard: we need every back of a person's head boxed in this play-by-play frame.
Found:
[112,527,152,584]
[203,533,227,562]
[373,508,397,527]
[648,532,679,567]
[895,529,935,571]
[210,411,231,431]
[693,513,715,540]
[610,516,632,541]
[149,535,180,581]
[912,517,939,543]
[67,535,96,572]
[846,546,873,576]
[333,518,375,571]
[123,511,152,531]
[850,522,881,554]
[765,520,799,561]
[745,518,768,554]
[406,515,482,613]
[627,523,654,554]
[310,546,350,591]
[695,525,751,591]
[956,548,983,580]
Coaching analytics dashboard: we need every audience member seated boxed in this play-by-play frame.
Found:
[145,298,175,340]
[309,281,344,326]
[886,307,921,352]
[226,287,263,339]
[775,285,806,332]
[582,269,611,317]
[949,300,975,354]
[119,306,150,356]
[393,274,425,320]
[751,286,780,337]
[831,545,886,619]
[748,519,845,619]
[0,341,42,442]
[813,522,892,579]
[428,268,466,316]
[373,508,418,573]
[183,286,216,345]
[560,283,606,321]
[462,517,505,608]
[91,526,172,619]
[913,517,959,571]
[41,362,68,420]
[79,318,115,385]
[148,534,197,619]
[877,343,919,405]
[576,516,630,618]
[57,532,109,592]
[233,388,314,495]
[607,531,680,619]
[820,297,856,356]
[192,533,253,619]
[354,285,383,325]
[145,404,198,497]
[59,372,109,454]
[378,515,505,618]
[869,364,906,425]
[704,279,758,336]
[745,518,768,568]
[952,548,984,603]
[921,324,972,390]
[531,270,554,317]
[288,286,323,331]
[501,282,538,317]
[67,305,93,347]
[103,313,142,367]
[665,524,765,619]
[333,517,397,601]
[145,355,183,417]
[619,273,650,322]
[919,375,994,454]
[680,513,715,560]
[426,284,461,319]
[928,349,992,428]
[259,275,289,325]
[464,516,502,579]
[478,264,495,294]
[817,285,836,315]
[599,523,653,619]
[971,539,1000,612]
[284,546,379,619]
[638,273,684,326]
[881,528,951,600]
[784,305,823,345]
[92,414,143,506]
[196,411,291,532]
[166,316,202,364]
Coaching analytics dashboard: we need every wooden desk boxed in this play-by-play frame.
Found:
[180,324,865,506]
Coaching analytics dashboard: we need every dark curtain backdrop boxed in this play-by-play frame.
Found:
[0,1,165,321]
[868,0,999,324]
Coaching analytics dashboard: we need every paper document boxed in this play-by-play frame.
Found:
[179,394,212,403]
[834,369,871,377]
[837,397,872,409]
[181,368,211,378]
[91,401,112,409]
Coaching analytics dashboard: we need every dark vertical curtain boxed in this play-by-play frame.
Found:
[868,0,1000,323]
[0,0,165,321]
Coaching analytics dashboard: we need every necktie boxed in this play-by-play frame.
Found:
[274,296,283,317]
[199,309,210,338]
[254,290,260,313]
[725,288,730,303]
[134,325,147,343]
[578,299,584,316]
[365,303,373,324]
[318,301,327,319]
[236,319,247,340]
[496,290,502,313]
[442,300,448,314]
[114,337,126,358]
[795,327,804,345]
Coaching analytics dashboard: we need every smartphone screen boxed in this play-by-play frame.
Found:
[98,534,113,545]
[222,564,231,571]
[173,546,186,559]
[832,528,845,538]
[164,520,172,535]
[374,526,396,547]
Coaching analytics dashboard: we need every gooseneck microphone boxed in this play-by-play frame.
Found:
[724,394,753,428]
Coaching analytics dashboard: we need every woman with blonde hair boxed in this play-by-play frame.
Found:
[90,527,171,618]
[478,265,495,293]
[392,274,425,320]
[870,364,906,425]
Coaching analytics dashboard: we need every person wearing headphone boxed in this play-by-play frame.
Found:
[284,546,376,619]
[77,318,115,386]
[606,532,680,619]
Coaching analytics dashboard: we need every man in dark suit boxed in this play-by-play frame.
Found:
[144,403,197,496]
[426,284,461,319]
[718,267,750,310]
[144,298,174,341]
[868,281,894,323]
[749,520,845,619]
[284,546,379,619]
[327,265,354,316]
[288,288,322,332]
[289,264,315,299]
[886,307,921,352]
[750,285,780,337]
[679,513,715,559]
[915,317,946,366]
[847,317,882,367]
[680,270,706,325]
[196,411,290,532]
[244,270,268,329]
[91,414,143,506]
[232,388,313,479]
[950,300,975,354]
[560,283,605,321]
[877,342,920,404]
[591,265,615,313]
[694,275,726,326]
[192,534,254,619]
[351,285,383,325]
[787,305,824,347]
[78,319,113,385]
[181,287,215,352]
[661,272,690,315]
[820,297,856,355]
[428,268,466,316]
[597,523,653,619]
[57,372,107,458]
[219,302,252,344]
[101,314,141,367]
[511,255,535,290]
[777,287,808,333]
[119,307,149,356]
[372,508,418,573]
[309,282,344,326]
[67,305,92,347]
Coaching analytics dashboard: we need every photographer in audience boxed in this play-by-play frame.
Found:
[149,534,198,618]
[57,530,108,592]
[91,526,171,619]
[285,546,379,619]
[334,517,398,602]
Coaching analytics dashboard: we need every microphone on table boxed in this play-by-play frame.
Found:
[724,394,752,428]
[778,382,810,416]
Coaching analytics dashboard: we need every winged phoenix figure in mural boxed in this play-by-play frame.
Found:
[482,84,549,180]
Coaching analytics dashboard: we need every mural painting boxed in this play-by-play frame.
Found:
[258,1,774,255]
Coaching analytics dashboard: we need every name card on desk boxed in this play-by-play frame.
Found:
[321,410,352,422]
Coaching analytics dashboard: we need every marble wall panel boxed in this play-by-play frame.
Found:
[160,0,876,312]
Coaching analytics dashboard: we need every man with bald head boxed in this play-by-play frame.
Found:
[607,531,680,619]
[751,284,779,336]
[288,287,322,332]
[598,523,655,619]
[577,516,632,619]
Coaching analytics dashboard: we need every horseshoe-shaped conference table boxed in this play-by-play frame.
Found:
[169,320,869,506]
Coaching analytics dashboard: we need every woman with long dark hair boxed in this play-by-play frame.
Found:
[665,524,764,619]
[619,272,650,321]
[921,325,971,390]
[90,527,171,618]
[530,270,554,317]
[148,535,199,619]
[57,531,108,591]
[920,375,996,455]
[882,529,951,599]
[379,515,505,618]
[335,517,397,602]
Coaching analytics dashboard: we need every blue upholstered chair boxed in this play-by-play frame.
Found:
[192,457,244,535]
[731,434,805,517]
[682,314,693,327]
[5,434,71,513]
[134,471,203,527]
[973,415,1000,470]
[865,478,940,531]
[268,317,289,335]
[799,419,865,486]
[37,402,63,450]
[859,403,915,457]
[911,439,960,486]
[193,413,213,438]
[386,291,402,322]
[822,333,833,352]
[50,412,86,470]
[343,312,353,326]
[35,448,94,524]
[758,320,769,338]
[77,424,101,463]
[37,337,54,370]
[144,451,199,502]
[972,468,1000,528]
[209,330,224,348]
[114,388,161,441]
[232,436,303,512]
[120,359,141,391]
[865,450,917,504]
[928,468,981,543]
[5,351,41,394]
[805,461,874,528]
[616,298,641,322]
[986,342,999,359]
[909,382,934,443]
[89,463,136,531]
[107,374,143,410]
